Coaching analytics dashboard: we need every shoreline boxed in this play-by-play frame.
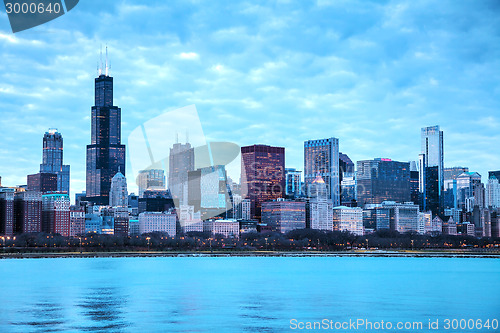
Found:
[1,250,499,259]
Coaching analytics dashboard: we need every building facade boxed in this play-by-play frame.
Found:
[109,172,128,207]
[304,138,340,205]
[138,211,177,236]
[169,142,194,206]
[27,173,57,194]
[69,206,85,237]
[86,73,126,205]
[39,129,70,194]
[14,191,42,233]
[261,200,306,234]
[241,145,285,220]
[356,159,410,207]
[137,169,165,198]
[332,206,363,236]
[203,219,240,238]
[42,193,70,236]
[285,168,302,198]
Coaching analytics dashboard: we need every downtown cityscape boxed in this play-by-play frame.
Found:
[0,65,499,251]
[1,1,499,332]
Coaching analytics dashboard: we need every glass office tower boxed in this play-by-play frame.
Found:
[304,138,340,206]
[40,129,70,194]
[241,144,285,220]
[421,125,444,211]
[356,158,411,207]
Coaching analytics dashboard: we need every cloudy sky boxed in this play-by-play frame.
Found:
[0,0,499,198]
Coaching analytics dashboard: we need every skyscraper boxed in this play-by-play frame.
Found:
[137,169,165,198]
[304,138,340,206]
[39,129,70,194]
[187,165,232,219]
[421,125,444,211]
[86,71,126,205]
[356,159,410,207]
[241,144,285,220]
[0,189,15,236]
[284,168,302,198]
[169,142,194,206]
[109,172,128,207]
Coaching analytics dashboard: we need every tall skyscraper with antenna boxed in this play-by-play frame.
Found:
[86,50,126,205]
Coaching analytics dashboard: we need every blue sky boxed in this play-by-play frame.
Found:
[0,0,499,197]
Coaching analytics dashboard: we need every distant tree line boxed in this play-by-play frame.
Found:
[1,230,499,253]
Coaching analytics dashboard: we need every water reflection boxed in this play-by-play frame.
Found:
[13,301,66,332]
[74,287,130,332]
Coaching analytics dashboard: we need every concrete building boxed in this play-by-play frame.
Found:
[442,216,457,236]
[113,206,129,236]
[14,191,42,233]
[139,211,176,236]
[69,206,85,237]
[42,193,70,236]
[332,206,363,236]
[428,216,443,235]
[203,219,240,238]
[307,175,333,231]
[109,172,128,207]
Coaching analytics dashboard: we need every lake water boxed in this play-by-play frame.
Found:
[0,257,499,332]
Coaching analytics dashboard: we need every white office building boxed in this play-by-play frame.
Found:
[139,211,176,236]
[332,206,363,236]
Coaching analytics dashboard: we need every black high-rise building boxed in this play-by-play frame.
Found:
[356,158,410,207]
[425,166,441,216]
[86,71,126,205]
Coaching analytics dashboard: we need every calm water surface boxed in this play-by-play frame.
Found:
[0,257,499,332]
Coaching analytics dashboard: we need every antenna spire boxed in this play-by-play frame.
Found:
[105,44,109,76]
[99,45,103,76]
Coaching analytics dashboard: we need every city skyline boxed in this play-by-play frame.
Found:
[1,1,499,196]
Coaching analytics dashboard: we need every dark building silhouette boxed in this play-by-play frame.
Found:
[0,190,14,236]
[138,189,175,214]
[14,191,42,233]
[425,166,441,216]
[39,129,70,194]
[241,144,285,220]
[489,170,500,181]
[86,71,126,205]
[27,173,57,194]
[356,158,410,207]
[410,170,420,206]
[339,152,354,175]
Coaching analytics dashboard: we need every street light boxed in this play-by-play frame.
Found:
[78,236,82,254]
[146,237,151,251]
[265,237,268,251]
